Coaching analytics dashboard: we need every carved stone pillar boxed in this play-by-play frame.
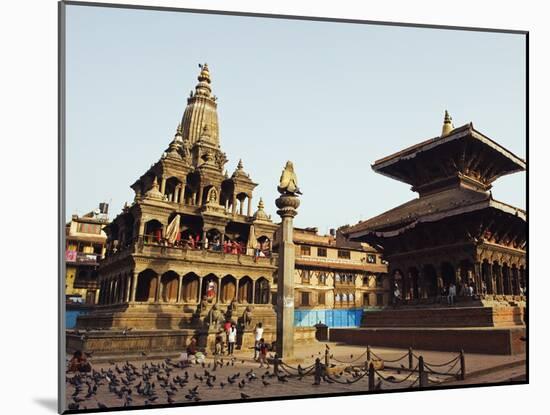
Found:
[178,274,183,303]
[124,274,131,302]
[232,194,237,215]
[156,275,162,303]
[179,185,185,204]
[160,177,167,195]
[130,271,138,302]
[247,195,253,217]
[197,186,204,206]
[198,276,204,302]
[275,189,300,360]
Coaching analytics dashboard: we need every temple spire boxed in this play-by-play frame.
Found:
[180,63,219,146]
[441,110,454,136]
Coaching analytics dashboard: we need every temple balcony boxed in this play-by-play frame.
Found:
[101,237,276,269]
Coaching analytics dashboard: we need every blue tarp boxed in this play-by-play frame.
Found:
[294,308,363,327]
[66,310,87,329]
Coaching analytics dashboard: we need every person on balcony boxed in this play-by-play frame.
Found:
[207,280,216,299]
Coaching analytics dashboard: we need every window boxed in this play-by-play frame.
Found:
[363,293,370,306]
[318,292,326,305]
[300,245,311,256]
[93,244,103,255]
[363,276,370,286]
[317,247,327,257]
[300,270,310,284]
[301,292,310,306]
[338,250,350,259]
[318,272,327,285]
[376,293,384,306]
[77,223,101,234]
[367,254,376,264]
[376,275,384,288]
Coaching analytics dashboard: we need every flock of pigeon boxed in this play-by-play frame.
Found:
[67,354,310,411]
[65,350,396,411]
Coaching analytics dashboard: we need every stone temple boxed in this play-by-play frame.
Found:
[338,112,526,354]
[68,64,315,355]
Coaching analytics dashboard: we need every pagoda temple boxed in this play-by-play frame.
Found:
[345,112,526,304]
[338,112,526,354]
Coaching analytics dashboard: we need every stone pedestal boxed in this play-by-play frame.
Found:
[275,193,300,360]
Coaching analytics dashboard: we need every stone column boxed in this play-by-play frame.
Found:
[198,277,204,302]
[156,275,162,303]
[235,278,240,303]
[160,177,167,195]
[125,274,132,302]
[178,274,184,303]
[130,271,138,302]
[275,179,300,360]
[174,186,180,204]
[232,194,237,215]
[197,186,204,206]
[247,195,253,217]
[179,185,185,204]
[252,280,256,304]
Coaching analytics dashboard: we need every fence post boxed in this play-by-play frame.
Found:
[408,347,413,369]
[313,358,321,385]
[367,345,371,361]
[274,353,279,376]
[459,349,466,380]
[418,355,425,389]
[325,348,330,367]
[368,362,375,391]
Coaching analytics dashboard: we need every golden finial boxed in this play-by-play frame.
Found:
[237,159,243,170]
[258,198,265,209]
[198,63,211,83]
[441,110,454,136]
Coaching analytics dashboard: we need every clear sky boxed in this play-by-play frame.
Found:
[65,4,526,232]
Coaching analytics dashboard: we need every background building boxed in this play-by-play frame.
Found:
[274,226,389,327]
[65,203,109,305]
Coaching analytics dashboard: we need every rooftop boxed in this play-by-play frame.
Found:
[345,187,526,239]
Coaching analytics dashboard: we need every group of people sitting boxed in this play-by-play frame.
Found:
[146,232,252,255]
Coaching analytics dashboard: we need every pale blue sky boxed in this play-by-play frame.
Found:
[65,5,526,232]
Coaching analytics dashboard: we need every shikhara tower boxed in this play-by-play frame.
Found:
[70,65,318,355]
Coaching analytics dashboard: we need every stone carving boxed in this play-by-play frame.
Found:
[225,299,238,321]
[198,296,209,314]
[215,151,228,170]
[182,138,191,160]
[207,304,223,329]
[207,187,218,204]
[243,305,253,327]
[277,161,302,195]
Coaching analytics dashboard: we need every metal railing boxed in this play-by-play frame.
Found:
[271,346,466,390]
